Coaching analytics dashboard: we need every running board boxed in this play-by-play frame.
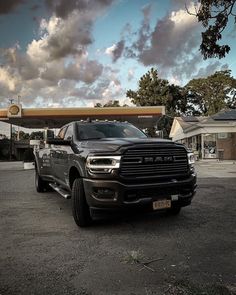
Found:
[49,183,71,199]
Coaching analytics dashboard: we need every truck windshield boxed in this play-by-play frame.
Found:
[76,122,147,140]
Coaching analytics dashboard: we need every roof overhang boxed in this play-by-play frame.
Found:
[0,106,165,129]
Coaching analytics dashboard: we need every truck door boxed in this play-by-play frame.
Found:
[58,124,74,184]
[37,147,52,177]
[51,125,74,185]
[50,126,68,181]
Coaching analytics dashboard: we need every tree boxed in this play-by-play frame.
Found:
[186,70,236,115]
[94,102,102,107]
[126,68,188,116]
[188,0,236,59]
[0,133,6,139]
[94,100,129,107]
[126,68,189,137]
[18,131,30,140]
[30,131,44,140]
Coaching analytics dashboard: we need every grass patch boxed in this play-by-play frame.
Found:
[123,250,144,264]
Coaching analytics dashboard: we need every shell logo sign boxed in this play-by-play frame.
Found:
[7,104,22,118]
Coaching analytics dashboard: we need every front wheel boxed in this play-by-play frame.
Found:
[71,178,92,227]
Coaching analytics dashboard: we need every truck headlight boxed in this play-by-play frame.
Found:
[86,156,121,174]
[188,152,195,165]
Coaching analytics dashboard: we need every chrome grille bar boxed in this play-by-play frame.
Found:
[120,146,188,177]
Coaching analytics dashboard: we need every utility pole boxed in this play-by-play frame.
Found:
[8,99,14,161]
[17,95,21,141]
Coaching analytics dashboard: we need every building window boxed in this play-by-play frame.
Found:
[204,134,217,158]
[217,133,228,139]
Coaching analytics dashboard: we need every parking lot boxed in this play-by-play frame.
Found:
[0,161,236,295]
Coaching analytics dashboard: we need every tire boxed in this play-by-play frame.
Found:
[35,168,50,193]
[169,205,181,215]
[71,178,92,227]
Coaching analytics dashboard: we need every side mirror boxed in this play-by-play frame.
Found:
[47,129,55,139]
[46,138,71,145]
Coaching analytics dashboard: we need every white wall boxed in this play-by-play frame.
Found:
[0,122,10,138]
[0,121,47,139]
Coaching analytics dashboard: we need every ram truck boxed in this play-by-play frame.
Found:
[34,120,197,227]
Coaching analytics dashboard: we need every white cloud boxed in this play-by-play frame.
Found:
[27,11,93,63]
[0,67,18,92]
[105,44,117,56]
[140,3,200,68]
[105,40,125,62]
[102,79,122,98]
[169,4,196,25]
[169,76,181,85]
[124,2,214,82]
[27,39,50,64]
[128,69,134,81]
[0,3,110,108]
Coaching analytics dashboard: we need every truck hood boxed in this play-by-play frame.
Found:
[78,137,176,153]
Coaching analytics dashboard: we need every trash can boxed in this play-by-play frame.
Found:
[218,149,224,161]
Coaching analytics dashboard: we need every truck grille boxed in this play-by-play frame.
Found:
[120,146,188,178]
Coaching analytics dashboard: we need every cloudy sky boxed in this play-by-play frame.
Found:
[0,0,235,109]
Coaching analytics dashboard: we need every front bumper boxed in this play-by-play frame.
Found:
[83,173,197,212]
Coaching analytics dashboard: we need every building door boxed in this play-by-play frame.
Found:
[203,134,217,158]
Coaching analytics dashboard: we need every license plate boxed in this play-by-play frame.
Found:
[153,199,171,210]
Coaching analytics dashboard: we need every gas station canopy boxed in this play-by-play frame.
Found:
[0,105,165,129]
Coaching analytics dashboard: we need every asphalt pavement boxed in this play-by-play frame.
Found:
[0,161,235,295]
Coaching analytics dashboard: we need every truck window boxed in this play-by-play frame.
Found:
[76,123,147,140]
[58,126,67,139]
[64,125,73,140]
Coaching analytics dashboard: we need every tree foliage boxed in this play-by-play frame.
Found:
[19,131,30,140]
[126,68,190,138]
[189,0,236,59]
[30,131,44,140]
[94,100,128,107]
[125,68,236,137]
[186,70,236,115]
[126,68,188,116]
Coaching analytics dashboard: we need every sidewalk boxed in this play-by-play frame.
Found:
[0,161,24,171]
[195,159,236,178]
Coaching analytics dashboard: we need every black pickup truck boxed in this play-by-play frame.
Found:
[34,120,197,227]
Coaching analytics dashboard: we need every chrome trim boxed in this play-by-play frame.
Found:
[86,156,121,169]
